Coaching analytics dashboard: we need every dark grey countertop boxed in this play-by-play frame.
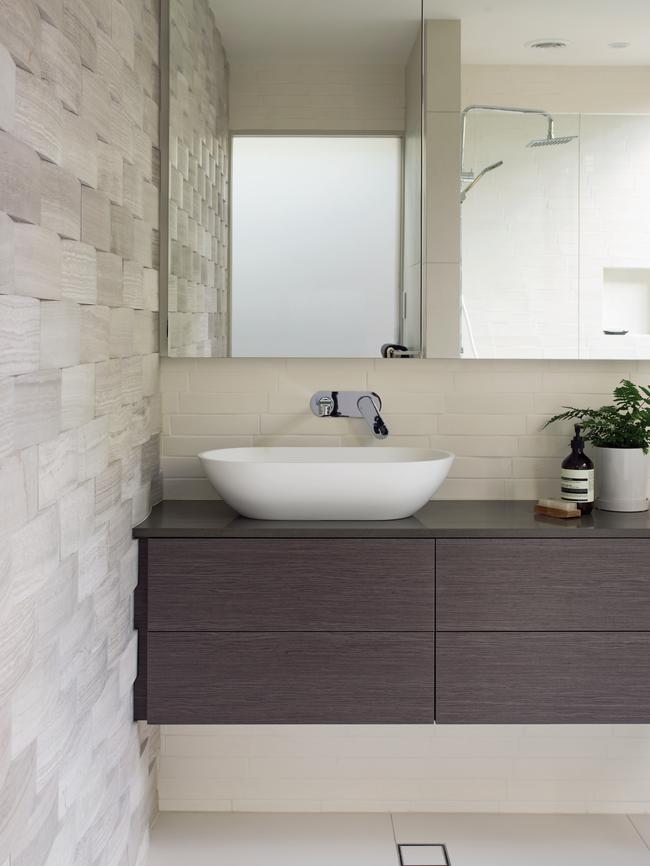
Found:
[133,500,650,538]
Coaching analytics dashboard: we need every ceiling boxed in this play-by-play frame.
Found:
[209,0,650,66]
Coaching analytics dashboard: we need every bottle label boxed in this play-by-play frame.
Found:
[561,468,594,503]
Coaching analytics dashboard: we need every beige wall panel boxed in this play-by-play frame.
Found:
[81,187,111,252]
[61,110,98,188]
[0,0,41,75]
[0,44,16,133]
[41,161,81,241]
[62,0,98,72]
[61,240,97,304]
[96,251,123,307]
[0,130,41,224]
[14,68,63,163]
[110,203,134,259]
[14,224,62,300]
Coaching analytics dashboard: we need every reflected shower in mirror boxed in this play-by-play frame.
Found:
[162,0,423,358]
[421,0,650,361]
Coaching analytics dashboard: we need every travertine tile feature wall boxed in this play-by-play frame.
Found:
[0,0,161,862]
[168,0,229,357]
[160,357,650,502]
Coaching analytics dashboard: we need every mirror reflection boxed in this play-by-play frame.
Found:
[430,0,650,360]
[163,0,423,358]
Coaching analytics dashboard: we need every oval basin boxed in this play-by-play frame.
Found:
[199,447,454,521]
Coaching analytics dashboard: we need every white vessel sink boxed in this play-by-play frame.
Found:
[199,447,454,521]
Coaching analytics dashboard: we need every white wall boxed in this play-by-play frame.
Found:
[158,722,650,814]
[460,112,580,358]
[460,66,650,360]
[229,62,406,132]
[462,65,650,115]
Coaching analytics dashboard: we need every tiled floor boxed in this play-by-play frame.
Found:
[148,812,650,866]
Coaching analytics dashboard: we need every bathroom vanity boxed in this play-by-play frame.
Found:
[133,501,650,725]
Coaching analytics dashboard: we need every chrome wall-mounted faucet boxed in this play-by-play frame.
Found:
[310,391,389,439]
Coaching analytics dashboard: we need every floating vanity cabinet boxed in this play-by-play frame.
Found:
[435,539,650,723]
[134,500,650,725]
[135,538,435,723]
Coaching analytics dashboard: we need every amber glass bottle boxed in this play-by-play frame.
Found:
[561,424,595,514]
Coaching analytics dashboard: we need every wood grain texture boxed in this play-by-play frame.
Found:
[14,68,63,164]
[14,224,61,300]
[96,141,124,204]
[0,295,40,377]
[146,631,434,724]
[81,187,111,252]
[79,304,109,362]
[61,240,97,304]
[146,538,434,632]
[41,162,81,240]
[61,110,98,188]
[96,251,123,307]
[134,539,148,719]
[436,632,650,723]
[0,0,41,74]
[40,18,82,113]
[110,203,134,259]
[63,0,97,72]
[35,0,64,27]
[436,539,650,631]
[0,130,41,224]
[80,68,110,141]
[0,45,16,134]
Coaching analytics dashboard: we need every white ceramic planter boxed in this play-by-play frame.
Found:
[592,446,650,512]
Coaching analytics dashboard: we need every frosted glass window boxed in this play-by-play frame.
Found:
[231,136,402,357]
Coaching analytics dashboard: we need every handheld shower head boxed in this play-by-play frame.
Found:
[460,160,504,203]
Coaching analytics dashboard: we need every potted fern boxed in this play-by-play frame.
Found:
[544,379,650,512]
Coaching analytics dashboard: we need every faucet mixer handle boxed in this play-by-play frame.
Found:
[312,393,335,417]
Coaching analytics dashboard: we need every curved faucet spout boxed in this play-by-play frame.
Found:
[357,395,389,439]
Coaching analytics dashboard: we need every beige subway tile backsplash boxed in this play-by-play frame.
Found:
[161,358,646,501]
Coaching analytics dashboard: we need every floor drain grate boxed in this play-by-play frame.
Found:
[398,843,450,866]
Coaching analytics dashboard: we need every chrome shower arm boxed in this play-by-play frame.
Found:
[461,104,554,171]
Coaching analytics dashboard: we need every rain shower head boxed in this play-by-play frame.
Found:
[526,116,578,147]
[527,134,578,147]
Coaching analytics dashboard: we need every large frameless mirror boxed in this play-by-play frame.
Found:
[421,0,650,360]
[161,0,423,358]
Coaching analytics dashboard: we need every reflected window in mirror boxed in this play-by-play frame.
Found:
[161,0,423,359]
[230,135,403,358]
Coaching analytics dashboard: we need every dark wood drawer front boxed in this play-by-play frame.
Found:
[437,539,650,631]
[147,632,434,723]
[436,633,650,723]
[147,539,434,631]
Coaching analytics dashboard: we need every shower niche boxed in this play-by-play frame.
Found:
[603,269,650,337]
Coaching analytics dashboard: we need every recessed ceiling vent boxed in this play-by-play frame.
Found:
[526,38,568,50]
